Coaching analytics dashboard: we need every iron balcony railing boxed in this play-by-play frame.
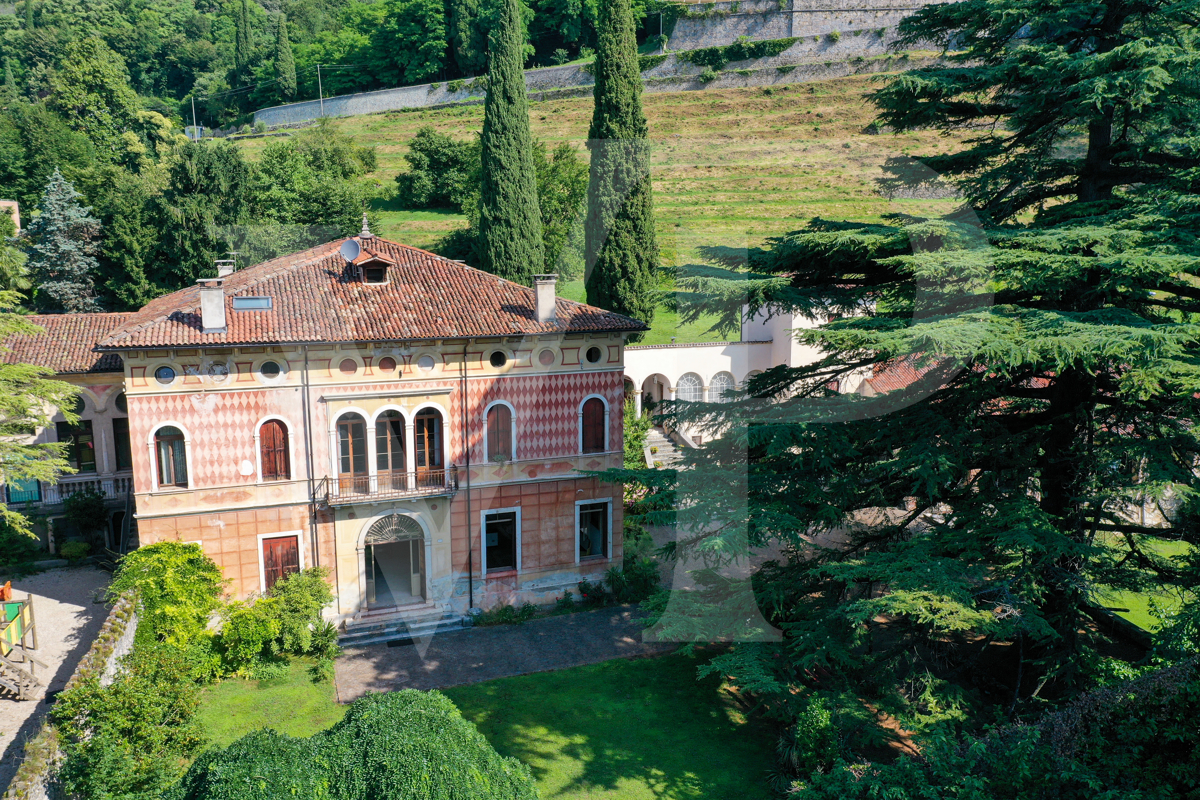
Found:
[316,466,459,506]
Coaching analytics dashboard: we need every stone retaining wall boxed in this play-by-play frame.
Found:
[2,594,138,800]
[254,33,937,127]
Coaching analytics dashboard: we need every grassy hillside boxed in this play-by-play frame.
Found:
[240,75,966,343]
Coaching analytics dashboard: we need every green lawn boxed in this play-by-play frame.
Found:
[443,652,777,800]
[1095,537,1196,632]
[194,659,346,749]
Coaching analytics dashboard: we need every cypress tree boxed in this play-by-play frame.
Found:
[234,0,253,85]
[20,169,103,313]
[274,13,297,100]
[476,0,543,282]
[23,0,33,30]
[1,59,15,100]
[583,0,657,333]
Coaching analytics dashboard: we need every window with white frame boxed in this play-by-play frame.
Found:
[483,509,519,572]
[577,501,610,560]
[676,373,702,403]
[709,371,735,402]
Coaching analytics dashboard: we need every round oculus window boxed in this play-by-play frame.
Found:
[489,351,508,368]
[260,360,282,379]
[208,362,230,381]
[377,356,397,372]
[538,349,555,366]
[417,355,436,372]
[339,358,358,376]
[585,346,603,364]
[154,366,176,385]
[114,393,127,413]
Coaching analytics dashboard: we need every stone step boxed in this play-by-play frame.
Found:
[339,612,466,648]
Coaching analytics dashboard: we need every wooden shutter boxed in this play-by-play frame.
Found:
[260,420,290,480]
[263,535,300,590]
[582,398,605,453]
[487,405,512,460]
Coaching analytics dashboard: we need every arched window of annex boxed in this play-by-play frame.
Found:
[579,395,609,454]
[484,400,516,463]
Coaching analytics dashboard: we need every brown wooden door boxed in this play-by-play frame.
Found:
[260,419,290,480]
[375,413,406,490]
[337,414,368,492]
[414,409,443,485]
[263,535,300,590]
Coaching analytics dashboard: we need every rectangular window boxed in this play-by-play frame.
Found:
[578,502,609,560]
[483,510,518,572]
[56,420,96,473]
[113,418,132,472]
[232,296,273,310]
[5,477,41,504]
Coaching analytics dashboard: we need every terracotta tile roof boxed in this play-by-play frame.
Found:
[97,237,648,349]
[2,313,131,374]
[861,356,945,395]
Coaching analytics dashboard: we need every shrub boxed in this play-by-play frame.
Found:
[108,542,226,645]
[577,578,608,608]
[63,487,108,549]
[777,64,796,74]
[579,46,594,60]
[607,557,660,604]
[268,567,334,655]
[770,697,839,792]
[60,540,91,561]
[698,67,720,83]
[555,591,577,611]
[0,518,41,569]
[394,126,478,209]
[253,121,266,133]
[475,602,538,627]
[169,690,539,800]
[638,53,669,72]
[54,642,206,800]
[827,30,841,42]
[447,78,466,92]
[220,597,283,673]
[551,48,570,65]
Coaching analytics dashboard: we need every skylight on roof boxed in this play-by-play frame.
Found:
[232,296,272,311]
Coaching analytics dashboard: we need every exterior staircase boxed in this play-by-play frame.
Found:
[646,427,683,468]
[338,603,466,648]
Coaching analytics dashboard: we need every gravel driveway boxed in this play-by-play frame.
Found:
[0,566,111,794]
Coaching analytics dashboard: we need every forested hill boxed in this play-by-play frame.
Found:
[0,0,653,127]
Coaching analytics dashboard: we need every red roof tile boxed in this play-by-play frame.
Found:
[97,237,647,349]
[2,313,131,374]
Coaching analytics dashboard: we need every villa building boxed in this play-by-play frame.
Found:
[2,228,645,631]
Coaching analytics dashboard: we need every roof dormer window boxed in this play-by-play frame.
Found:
[362,263,388,284]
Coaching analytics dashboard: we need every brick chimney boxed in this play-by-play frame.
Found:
[534,274,558,324]
[197,278,227,333]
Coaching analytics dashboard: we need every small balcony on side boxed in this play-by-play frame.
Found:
[4,474,134,509]
[316,467,459,507]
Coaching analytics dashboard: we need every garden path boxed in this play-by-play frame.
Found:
[335,605,672,702]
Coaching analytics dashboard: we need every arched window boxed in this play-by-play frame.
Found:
[415,408,444,486]
[375,411,406,490]
[709,372,735,402]
[154,426,188,489]
[486,403,514,462]
[581,398,606,454]
[259,419,290,481]
[676,373,702,403]
[337,413,368,493]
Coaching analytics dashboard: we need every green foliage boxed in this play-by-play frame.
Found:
[478,0,545,281]
[638,53,668,72]
[274,13,297,101]
[475,601,539,626]
[375,0,450,86]
[875,0,1200,220]
[605,556,660,603]
[584,0,658,335]
[62,486,108,548]
[47,37,141,160]
[18,169,102,312]
[59,539,91,562]
[795,660,1200,799]
[169,690,539,800]
[0,516,42,568]
[396,127,478,208]
[267,566,336,656]
[825,30,840,42]
[221,597,283,674]
[697,67,719,83]
[679,36,798,71]
[53,642,208,800]
[109,541,226,646]
[771,697,839,792]
[623,397,652,469]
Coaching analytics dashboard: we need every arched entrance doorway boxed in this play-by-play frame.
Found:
[364,514,426,607]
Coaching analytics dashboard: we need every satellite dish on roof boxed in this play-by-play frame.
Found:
[340,239,361,264]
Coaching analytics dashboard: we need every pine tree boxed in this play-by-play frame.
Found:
[476,0,543,282]
[623,0,1200,771]
[274,13,296,101]
[20,169,102,313]
[583,0,657,334]
[234,0,254,85]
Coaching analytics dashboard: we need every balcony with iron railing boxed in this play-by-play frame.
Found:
[316,467,459,506]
